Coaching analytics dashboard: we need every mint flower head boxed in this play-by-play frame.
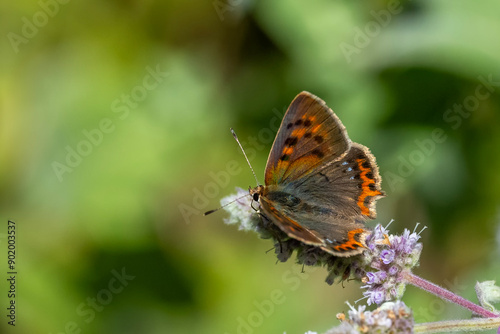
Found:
[220,188,424,290]
[361,223,425,305]
[220,187,260,231]
[326,301,414,334]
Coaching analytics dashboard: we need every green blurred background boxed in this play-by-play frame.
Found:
[2,0,500,333]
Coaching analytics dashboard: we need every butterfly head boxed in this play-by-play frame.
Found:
[249,185,265,202]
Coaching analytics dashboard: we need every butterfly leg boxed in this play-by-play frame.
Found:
[275,235,283,255]
[256,211,285,255]
[250,199,260,212]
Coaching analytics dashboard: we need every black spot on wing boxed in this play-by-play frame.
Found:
[311,149,324,159]
[284,137,298,146]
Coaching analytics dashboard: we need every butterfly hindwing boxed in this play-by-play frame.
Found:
[259,144,384,256]
[258,194,324,246]
[265,92,351,185]
[286,143,385,220]
[259,181,370,257]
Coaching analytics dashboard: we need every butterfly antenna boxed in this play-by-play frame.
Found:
[230,128,260,185]
[203,192,251,216]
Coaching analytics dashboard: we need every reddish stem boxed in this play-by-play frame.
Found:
[403,271,499,318]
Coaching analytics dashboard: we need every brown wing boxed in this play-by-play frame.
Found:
[258,193,324,246]
[260,92,385,257]
[259,144,385,257]
[259,183,370,257]
[264,91,351,186]
[287,143,385,220]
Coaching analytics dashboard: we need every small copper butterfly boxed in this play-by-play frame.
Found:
[211,91,385,257]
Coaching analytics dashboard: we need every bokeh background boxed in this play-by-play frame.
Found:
[2,0,500,333]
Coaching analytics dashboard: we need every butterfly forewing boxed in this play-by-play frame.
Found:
[264,92,351,185]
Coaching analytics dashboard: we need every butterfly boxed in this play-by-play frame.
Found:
[248,91,385,257]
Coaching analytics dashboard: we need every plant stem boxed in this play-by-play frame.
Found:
[403,271,498,318]
[414,317,500,333]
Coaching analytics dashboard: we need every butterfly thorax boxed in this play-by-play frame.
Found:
[250,185,296,210]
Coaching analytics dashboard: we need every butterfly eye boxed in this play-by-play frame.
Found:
[253,193,259,201]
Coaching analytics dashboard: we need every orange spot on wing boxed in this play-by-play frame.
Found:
[356,159,383,216]
[302,115,316,122]
[291,128,307,138]
[311,124,321,133]
[333,228,365,252]
[283,147,294,155]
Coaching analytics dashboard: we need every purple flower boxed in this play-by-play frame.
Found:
[392,226,423,255]
[388,266,399,276]
[366,288,386,305]
[362,223,424,304]
[366,271,387,284]
[327,301,414,333]
[381,249,395,264]
[407,232,421,246]
[365,271,377,284]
